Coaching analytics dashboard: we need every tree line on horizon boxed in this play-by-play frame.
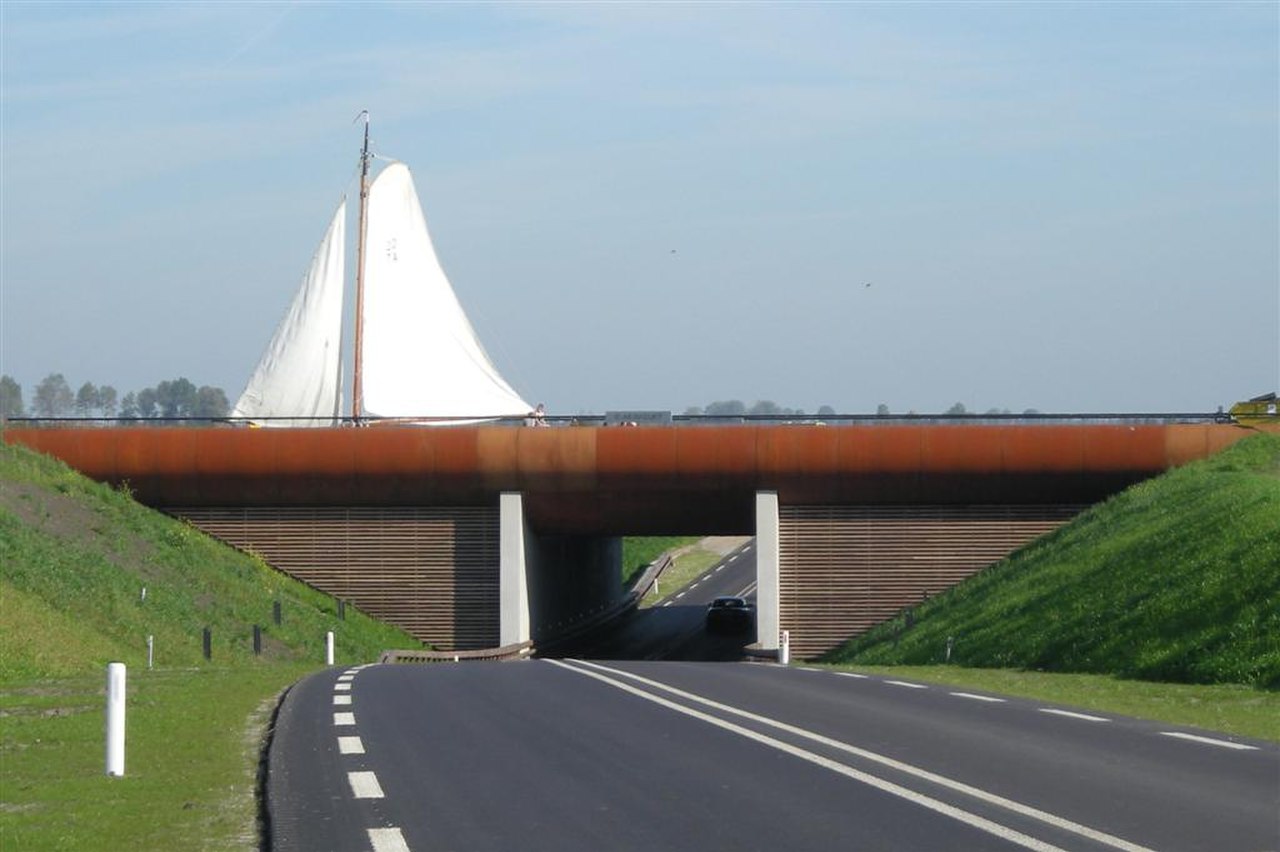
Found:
[0,373,230,421]
[683,400,1041,418]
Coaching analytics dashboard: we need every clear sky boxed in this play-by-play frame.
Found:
[2,1,1276,416]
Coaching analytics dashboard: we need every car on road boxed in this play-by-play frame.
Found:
[706,596,754,634]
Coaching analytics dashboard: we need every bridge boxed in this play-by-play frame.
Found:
[2,419,1255,659]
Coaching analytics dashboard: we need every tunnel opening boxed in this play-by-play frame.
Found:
[533,534,759,662]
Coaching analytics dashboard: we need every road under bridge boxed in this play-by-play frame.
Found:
[3,421,1254,659]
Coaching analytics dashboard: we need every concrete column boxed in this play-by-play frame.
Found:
[756,491,781,650]
[499,492,531,646]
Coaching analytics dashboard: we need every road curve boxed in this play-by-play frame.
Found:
[267,661,1278,851]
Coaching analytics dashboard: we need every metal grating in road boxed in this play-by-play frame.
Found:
[172,505,499,650]
[779,504,1083,660]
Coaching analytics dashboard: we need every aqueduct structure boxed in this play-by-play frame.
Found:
[4,421,1252,659]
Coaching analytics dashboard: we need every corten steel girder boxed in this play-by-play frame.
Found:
[2,424,1249,535]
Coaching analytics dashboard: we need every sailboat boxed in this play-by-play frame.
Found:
[232,116,531,426]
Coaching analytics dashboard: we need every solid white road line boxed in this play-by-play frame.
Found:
[1039,708,1109,723]
[368,827,411,852]
[550,661,1068,852]
[347,771,385,799]
[337,736,365,755]
[1159,731,1258,751]
[557,660,1155,852]
[333,694,352,705]
[951,692,1006,703]
[886,680,929,689]
[333,712,356,726]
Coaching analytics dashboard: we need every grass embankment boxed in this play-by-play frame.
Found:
[620,536,698,592]
[0,438,419,850]
[827,433,1280,731]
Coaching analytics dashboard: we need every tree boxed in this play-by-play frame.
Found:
[155,378,198,418]
[749,400,783,416]
[99,385,119,418]
[135,388,158,418]
[75,382,99,417]
[876,403,890,416]
[817,405,836,418]
[32,373,74,417]
[194,385,230,418]
[1,375,23,419]
[120,392,138,419]
[945,402,968,416]
[704,400,747,417]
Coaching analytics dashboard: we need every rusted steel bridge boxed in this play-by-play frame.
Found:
[3,421,1253,659]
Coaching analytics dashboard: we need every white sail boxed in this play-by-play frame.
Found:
[232,201,346,426]
[358,162,530,420]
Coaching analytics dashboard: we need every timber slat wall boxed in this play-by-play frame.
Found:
[173,506,499,651]
[779,505,1083,660]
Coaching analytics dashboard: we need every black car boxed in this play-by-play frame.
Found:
[706,596,755,634]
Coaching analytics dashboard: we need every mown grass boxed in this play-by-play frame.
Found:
[828,433,1280,690]
[620,536,699,591]
[820,665,1280,742]
[638,546,730,607]
[0,437,420,849]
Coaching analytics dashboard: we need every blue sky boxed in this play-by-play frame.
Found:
[2,1,1276,415]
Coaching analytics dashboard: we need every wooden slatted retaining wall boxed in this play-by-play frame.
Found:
[173,506,499,651]
[779,505,1084,660]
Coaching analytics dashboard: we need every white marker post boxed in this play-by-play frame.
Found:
[779,630,791,666]
[105,662,126,777]
[146,635,154,670]
[325,631,335,666]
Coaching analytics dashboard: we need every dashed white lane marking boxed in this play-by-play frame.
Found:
[560,660,1155,852]
[555,661,1148,852]
[951,692,1006,703]
[836,672,870,679]
[337,736,365,754]
[334,682,352,691]
[714,565,725,572]
[728,554,739,562]
[368,827,411,852]
[690,580,703,588]
[1039,709,1109,723]
[337,675,354,683]
[335,731,366,752]
[886,680,929,689]
[333,694,352,706]
[661,601,673,607]
[1159,731,1258,751]
[347,771,385,799]
[334,712,356,726]
[675,592,686,599]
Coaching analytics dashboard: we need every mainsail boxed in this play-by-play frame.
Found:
[359,163,530,419]
[233,139,531,426]
[232,201,346,426]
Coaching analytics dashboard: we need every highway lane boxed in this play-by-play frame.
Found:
[267,660,1278,851]
[543,540,758,661]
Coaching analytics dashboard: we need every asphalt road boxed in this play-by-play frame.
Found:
[542,540,759,661]
[267,660,1279,852]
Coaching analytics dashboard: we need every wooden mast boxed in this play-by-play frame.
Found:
[351,111,371,421]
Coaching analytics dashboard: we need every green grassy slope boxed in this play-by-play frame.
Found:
[0,438,418,679]
[828,433,1280,689]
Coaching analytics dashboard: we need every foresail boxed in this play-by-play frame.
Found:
[232,201,346,426]
[358,163,530,420]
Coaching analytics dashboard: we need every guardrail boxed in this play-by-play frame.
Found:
[378,641,533,663]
